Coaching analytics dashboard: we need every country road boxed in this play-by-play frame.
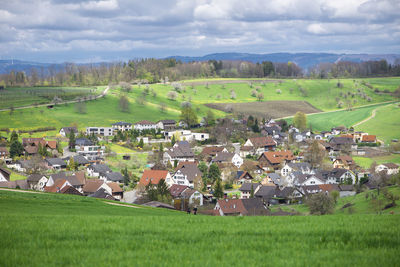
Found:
[0,86,109,112]
[352,106,378,127]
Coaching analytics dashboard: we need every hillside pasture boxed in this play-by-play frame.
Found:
[206,101,321,119]
[0,86,101,109]
[1,190,400,266]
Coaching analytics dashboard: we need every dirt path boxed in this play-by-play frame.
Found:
[352,107,378,127]
[0,86,109,112]
[0,188,41,194]
[104,202,140,208]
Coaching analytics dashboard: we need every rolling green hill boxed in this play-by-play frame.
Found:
[1,189,400,266]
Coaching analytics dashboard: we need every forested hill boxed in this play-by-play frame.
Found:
[166,53,400,69]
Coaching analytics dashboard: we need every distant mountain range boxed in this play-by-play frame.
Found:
[1,53,400,74]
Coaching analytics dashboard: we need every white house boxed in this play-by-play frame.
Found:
[0,167,10,182]
[75,138,104,161]
[59,127,78,137]
[156,120,176,130]
[134,120,157,131]
[86,127,114,136]
[27,174,48,191]
[164,130,209,142]
[87,164,112,177]
[163,141,195,166]
[181,188,204,206]
[281,162,312,177]
[211,152,243,168]
[112,121,132,132]
[172,163,202,188]
[375,163,399,175]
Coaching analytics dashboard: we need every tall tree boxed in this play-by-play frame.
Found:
[68,131,76,149]
[293,112,307,131]
[10,131,18,144]
[205,110,216,126]
[305,140,326,168]
[180,106,198,127]
[208,163,221,183]
[10,141,24,158]
[214,178,224,199]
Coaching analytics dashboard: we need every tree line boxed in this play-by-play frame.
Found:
[1,58,399,87]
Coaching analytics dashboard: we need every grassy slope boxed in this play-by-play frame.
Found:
[1,190,400,266]
[353,154,400,169]
[355,103,400,143]
[0,78,398,132]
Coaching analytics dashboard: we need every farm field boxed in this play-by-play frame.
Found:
[290,102,392,131]
[1,190,400,266]
[205,100,321,118]
[353,154,400,169]
[0,86,101,109]
[355,103,400,143]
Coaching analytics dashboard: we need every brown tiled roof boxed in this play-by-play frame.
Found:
[45,179,68,193]
[361,135,376,142]
[0,147,9,154]
[201,146,225,156]
[24,145,38,154]
[139,170,169,186]
[175,161,198,171]
[318,184,340,192]
[46,141,57,149]
[382,163,399,169]
[106,182,123,193]
[169,184,188,198]
[74,171,86,185]
[135,120,155,125]
[249,136,276,148]
[217,199,246,215]
[336,155,355,165]
[59,185,83,195]
[82,179,104,193]
[240,146,253,151]
[259,150,294,164]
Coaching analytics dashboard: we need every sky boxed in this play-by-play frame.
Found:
[0,0,399,63]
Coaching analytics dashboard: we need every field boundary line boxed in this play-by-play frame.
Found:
[0,188,42,194]
[104,202,140,208]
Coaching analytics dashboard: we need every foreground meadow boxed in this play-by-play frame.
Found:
[0,190,399,266]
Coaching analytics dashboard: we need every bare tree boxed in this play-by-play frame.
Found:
[119,95,130,113]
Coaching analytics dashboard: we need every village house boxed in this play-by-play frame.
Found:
[27,174,48,191]
[87,164,112,177]
[329,137,357,152]
[172,162,202,188]
[134,120,157,131]
[331,126,348,135]
[258,150,295,170]
[86,127,114,136]
[320,168,356,184]
[89,188,116,200]
[112,121,132,132]
[281,162,312,177]
[67,155,90,167]
[211,152,243,168]
[156,120,176,130]
[139,169,171,187]
[236,171,254,184]
[214,198,268,216]
[0,147,10,160]
[375,163,399,175]
[333,155,356,170]
[181,188,204,206]
[255,185,296,204]
[99,171,124,183]
[241,136,277,156]
[239,182,261,199]
[22,138,57,156]
[164,129,210,142]
[44,179,71,193]
[200,146,228,162]
[45,157,67,170]
[59,127,78,137]
[103,182,124,200]
[0,179,29,190]
[75,138,104,161]
[82,179,105,196]
[361,135,377,143]
[47,171,86,193]
[163,141,195,166]
[11,159,47,173]
[0,167,11,182]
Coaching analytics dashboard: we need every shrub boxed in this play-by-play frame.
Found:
[167,91,177,101]
[276,89,282,94]
[306,192,335,215]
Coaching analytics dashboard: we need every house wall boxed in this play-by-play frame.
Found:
[189,191,203,206]
[231,154,243,168]
[0,173,8,182]
[301,177,324,186]
[86,127,114,136]
[134,124,157,131]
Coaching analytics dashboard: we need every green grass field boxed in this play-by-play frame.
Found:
[355,103,400,143]
[353,154,400,169]
[1,190,400,266]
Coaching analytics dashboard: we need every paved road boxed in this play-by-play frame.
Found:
[0,86,109,112]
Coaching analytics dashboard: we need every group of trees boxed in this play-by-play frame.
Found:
[4,58,397,88]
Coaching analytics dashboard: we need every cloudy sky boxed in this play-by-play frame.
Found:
[0,0,399,62]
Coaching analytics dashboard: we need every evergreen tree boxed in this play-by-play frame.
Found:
[214,178,224,199]
[247,115,255,128]
[67,157,77,171]
[68,131,76,149]
[250,184,255,198]
[138,138,144,148]
[157,179,169,197]
[252,118,260,132]
[123,167,130,185]
[10,131,18,144]
[10,141,23,158]
[208,163,221,183]
[171,135,176,146]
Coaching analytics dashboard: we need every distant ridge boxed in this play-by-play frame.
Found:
[1,53,399,74]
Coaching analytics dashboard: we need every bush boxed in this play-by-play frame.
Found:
[306,192,335,215]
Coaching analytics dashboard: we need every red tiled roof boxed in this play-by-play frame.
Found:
[135,120,155,125]
[249,136,276,148]
[216,199,246,215]
[361,135,376,142]
[106,182,123,193]
[201,146,225,156]
[44,179,68,193]
[259,150,294,164]
[139,170,169,186]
